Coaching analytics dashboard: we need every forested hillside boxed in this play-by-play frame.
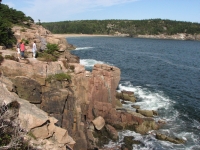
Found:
[42,19,200,36]
[0,3,34,47]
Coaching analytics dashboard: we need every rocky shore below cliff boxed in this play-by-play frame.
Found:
[0,23,186,150]
[136,33,200,41]
[51,32,200,41]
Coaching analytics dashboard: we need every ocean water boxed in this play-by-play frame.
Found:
[68,37,200,150]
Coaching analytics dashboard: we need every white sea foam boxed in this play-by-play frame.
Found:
[192,119,200,129]
[80,59,200,150]
[80,59,104,68]
[118,81,182,126]
[80,59,114,70]
[118,82,172,111]
[118,130,158,150]
[75,47,93,50]
[105,81,200,149]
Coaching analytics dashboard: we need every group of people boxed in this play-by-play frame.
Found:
[16,40,37,60]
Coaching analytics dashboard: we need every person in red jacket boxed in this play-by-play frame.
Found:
[20,41,25,59]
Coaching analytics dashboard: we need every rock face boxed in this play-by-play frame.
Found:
[137,33,200,41]
[0,46,6,50]
[136,109,154,117]
[0,57,160,149]
[156,132,186,144]
[116,90,136,102]
[12,76,42,103]
[72,63,159,148]
[0,77,75,150]
[92,116,105,130]
[12,24,77,62]
[196,34,200,40]
[121,136,142,150]
[0,57,159,149]
[105,124,119,141]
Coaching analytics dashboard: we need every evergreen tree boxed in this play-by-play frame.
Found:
[0,3,33,47]
[0,16,15,47]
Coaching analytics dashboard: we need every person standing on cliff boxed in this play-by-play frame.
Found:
[16,40,21,60]
[32,40,37,59]
[20,41,25,59]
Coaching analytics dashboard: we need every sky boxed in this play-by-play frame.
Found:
[2,0,200,23]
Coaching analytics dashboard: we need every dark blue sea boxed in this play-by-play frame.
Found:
[67,36,200,150]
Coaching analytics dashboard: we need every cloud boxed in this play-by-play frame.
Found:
[91,0,139,7]
[18,0,139,22]
[3,1,15,8]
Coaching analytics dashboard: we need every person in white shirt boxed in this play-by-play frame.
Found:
[16,39,21,59]
[32,40,37,58]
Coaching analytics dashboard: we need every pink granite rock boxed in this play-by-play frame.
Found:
[92,116,105,130]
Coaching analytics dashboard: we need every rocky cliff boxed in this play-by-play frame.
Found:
[0,23,161,149]
[115,32,200,41]
[136,33,200,40]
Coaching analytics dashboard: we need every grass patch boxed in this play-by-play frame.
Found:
[4,55,18,61]
[20,28,26,32]
[46,73,71,82]
[37,52,57,62]
[27,131,37,140]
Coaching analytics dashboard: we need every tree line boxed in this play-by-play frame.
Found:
[0,3,34,47]
[41,19,200,36]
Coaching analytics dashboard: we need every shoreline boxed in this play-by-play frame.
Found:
[53,34,114,38]
[52,33,200,41]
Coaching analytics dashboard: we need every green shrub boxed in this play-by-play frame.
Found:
[0,17,16,48]
[0,101,35,149]
[37,43,60,62]
[0,133,11,147]
[21,39,29,45]
[45,43,59,54]
[46,73,71,82]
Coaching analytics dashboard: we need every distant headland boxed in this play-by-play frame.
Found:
[42,19,200,41]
